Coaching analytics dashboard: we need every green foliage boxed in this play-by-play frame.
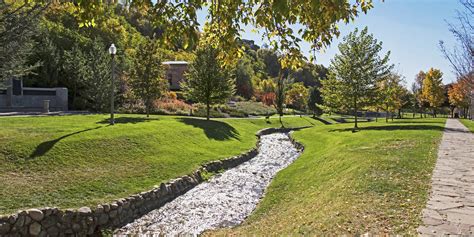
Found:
[285,82,309,111]
[37,1,374,69]
[308,86,323,116]
[182,46,235,120]
[257,48,281,78]
[289,62,327,87]
[63,44,89,109]
[85,38,113,112]
[322,27,393,128]
[0,2,42,81]
[129,40,166,117]
[234,56,255,99]
[378,72,407,121]
[62,38,112,112]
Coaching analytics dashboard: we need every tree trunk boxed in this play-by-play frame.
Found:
[206,103,210,120]
[385,106,389,123]
[376,108,379,122]
[354,98,358,129]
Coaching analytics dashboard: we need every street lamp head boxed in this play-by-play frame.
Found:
[109,43,117,55]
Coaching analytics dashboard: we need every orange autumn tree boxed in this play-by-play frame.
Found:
[421,68,445,117]
[448,78,471,118]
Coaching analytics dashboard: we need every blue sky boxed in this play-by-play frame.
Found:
[196,0,463,86]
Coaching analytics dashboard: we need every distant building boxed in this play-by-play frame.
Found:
[162,61,188,91]
[0,78,68,112]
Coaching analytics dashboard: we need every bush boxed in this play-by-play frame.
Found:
[154,98,193,115]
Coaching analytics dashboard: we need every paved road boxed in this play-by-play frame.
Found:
[418,119,474,236]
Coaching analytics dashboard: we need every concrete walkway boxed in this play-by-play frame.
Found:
[418,119,474,236]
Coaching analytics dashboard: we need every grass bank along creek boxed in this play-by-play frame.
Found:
[115,132,302,236]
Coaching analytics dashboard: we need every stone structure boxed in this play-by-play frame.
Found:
[0,79,68,112]
[0,127,308,236]
[162,61,188,91]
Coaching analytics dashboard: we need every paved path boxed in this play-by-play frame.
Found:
[418,119,474,236]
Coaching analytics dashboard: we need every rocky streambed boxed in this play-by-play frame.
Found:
[114,132,302,236]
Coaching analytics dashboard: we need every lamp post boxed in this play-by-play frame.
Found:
[108,43,117,125]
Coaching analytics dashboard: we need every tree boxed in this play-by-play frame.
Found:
[439,0,473,87]
[46,0,374,68]
[274,69,289,125]
[181,46,235,120]
[129,40,166,117]
[308,86,323,117]
[234,56,254,99]
[0,1,43,82]
[378,72,406,122]
[85,38,113,112]
[322,27,393,129]
[448,77,471,118]
[63,44,89,109]
[413,71,427,118]
[257,48,280,78]
[421,68,445,117]
[285,82,309,112]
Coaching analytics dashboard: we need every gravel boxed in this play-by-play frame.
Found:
[114,132,301,236]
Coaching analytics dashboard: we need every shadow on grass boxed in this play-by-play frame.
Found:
[389,120,445,124]
[329,124,469,134]
[177,118,240,141]
[29,126,103,159]
[96,117,159,124]
[311,116,331,125]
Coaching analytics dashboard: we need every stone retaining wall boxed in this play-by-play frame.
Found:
[0,127,308,237]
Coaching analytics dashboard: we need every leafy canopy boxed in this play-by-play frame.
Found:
[181,45,235,119]
[322,27,393,128]
[36,0,374,68]
[129,40,167,117]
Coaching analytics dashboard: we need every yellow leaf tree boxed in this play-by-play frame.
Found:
[421,68,445,117]
[448,77,471,118]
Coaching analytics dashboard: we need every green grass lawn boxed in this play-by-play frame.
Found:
[0,114,315,214]
[460,118,474,132]
[211,117,446,235]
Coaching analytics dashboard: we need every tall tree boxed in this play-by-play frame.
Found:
[421,68,445,117]
[85,38,113,112]
[257,48,280,78]
[0,1,43,82]
[322,27,393,129]
[234,56,254,99]
[413,71,427,118]
[129,40,166,117]
[181,46,235,120]
[307,86,323,117]
[285,82,309,112]
[448,77,471,118]
[378,72,406,122]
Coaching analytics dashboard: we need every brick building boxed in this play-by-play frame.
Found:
[162,61,188,91]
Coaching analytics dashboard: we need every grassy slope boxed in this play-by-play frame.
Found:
[0,114,315,214]
[460,119,474,132]
[212,117,445,235]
